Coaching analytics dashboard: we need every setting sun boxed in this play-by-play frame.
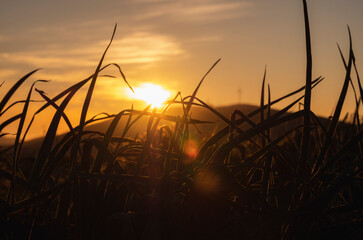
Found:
[127,83,172,108]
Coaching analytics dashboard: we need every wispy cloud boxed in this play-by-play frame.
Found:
[0,53,96,68]
[0,32,183,69]
[107,32,183,64]
[135,0,252,22]
[0,69,17,80]
[0,35,9,42]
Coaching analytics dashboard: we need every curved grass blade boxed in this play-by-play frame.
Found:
[0,183,66,217]
[9,80,48,204]
[267,84,271,139]
[116,104,134,151]
[0,100,43,118]
[337,44,360,114]
[33,63,122,115]
[18,77,92,154]
[92,110,126,173]
[0,133,13,138]
[39,134,75,185]
[198,95,305,161]
[71,24,118,168]
[128,108,211,124]
[229,110,261,148]
[197,79,323,160]
[262,84,272,198]
[260,67,266,147]
[0,69,40,114]
[337,44,362,154]
[29,86,80,191]
[251,76,323,118]
[211,110,305,164]
[318,128,363,174]
[109,63,134,93]
[352,55,363,104]
[135,107,157,175]
[300,0,313,174]
[79,24,117,133]
[313,29,354,174]
[185,58,221,115]
[19,62,123,146]
[234,126,301,170]
[35,88,75,135]
[0,114,21,132]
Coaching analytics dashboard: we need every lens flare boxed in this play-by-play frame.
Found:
[183,139,199,163]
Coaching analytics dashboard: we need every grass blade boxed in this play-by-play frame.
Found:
[352,55,363,104]
[0,69,39,114]
[260,67,266,147]
[0,114,21,132]
[9,80,48,204]
[29,86,80,190]
[300,0,313,174]
[0,100,42,118]
[313,29,354,174]
[185,58,221,115]
[35,88,75,135]
[71,24,118,169]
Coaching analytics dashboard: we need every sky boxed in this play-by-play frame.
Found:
[1,0,363,138]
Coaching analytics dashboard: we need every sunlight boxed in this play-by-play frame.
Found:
[128,83,171,108]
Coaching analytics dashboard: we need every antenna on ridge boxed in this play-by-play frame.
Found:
[238,87,242,104]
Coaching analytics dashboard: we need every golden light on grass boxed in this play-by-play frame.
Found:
[127,82,171,108]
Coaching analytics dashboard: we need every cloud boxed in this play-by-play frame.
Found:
[0,69,17,80]
[0,32,183,69]
[108,32,183,64]
[135,0,252,22]
[0,53,96,68]
[177,2,247,15]
[185,36,222,43]
[0,35,9,42]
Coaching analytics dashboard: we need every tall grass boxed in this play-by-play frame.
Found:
[0,1,362,239]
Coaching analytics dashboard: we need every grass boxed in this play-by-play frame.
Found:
[0,0,362,239]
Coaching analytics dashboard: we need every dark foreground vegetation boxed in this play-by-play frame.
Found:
[0,1,362,239]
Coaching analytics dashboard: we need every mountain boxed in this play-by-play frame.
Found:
[0,104,339,160]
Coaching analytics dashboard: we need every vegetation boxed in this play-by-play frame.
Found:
[0,1,362,239]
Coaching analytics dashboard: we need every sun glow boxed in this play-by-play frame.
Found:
[128,83,171,108]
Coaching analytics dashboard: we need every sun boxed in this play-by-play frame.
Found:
[128,83,171,108]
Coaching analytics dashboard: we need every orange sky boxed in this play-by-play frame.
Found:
[1,0,363,138]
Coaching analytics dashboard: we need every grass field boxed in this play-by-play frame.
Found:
[0,1,362,239]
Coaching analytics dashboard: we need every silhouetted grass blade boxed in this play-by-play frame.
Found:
[35,88,75,135]
[0,69,39,114]
[185,58,221,115]
[313,28,354,174]
[9,80,48,204]
[300,0,313,174]
[30,86,80,190]
[0,114,21,133]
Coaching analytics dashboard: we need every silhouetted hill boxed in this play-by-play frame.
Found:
[1,104,344,160]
